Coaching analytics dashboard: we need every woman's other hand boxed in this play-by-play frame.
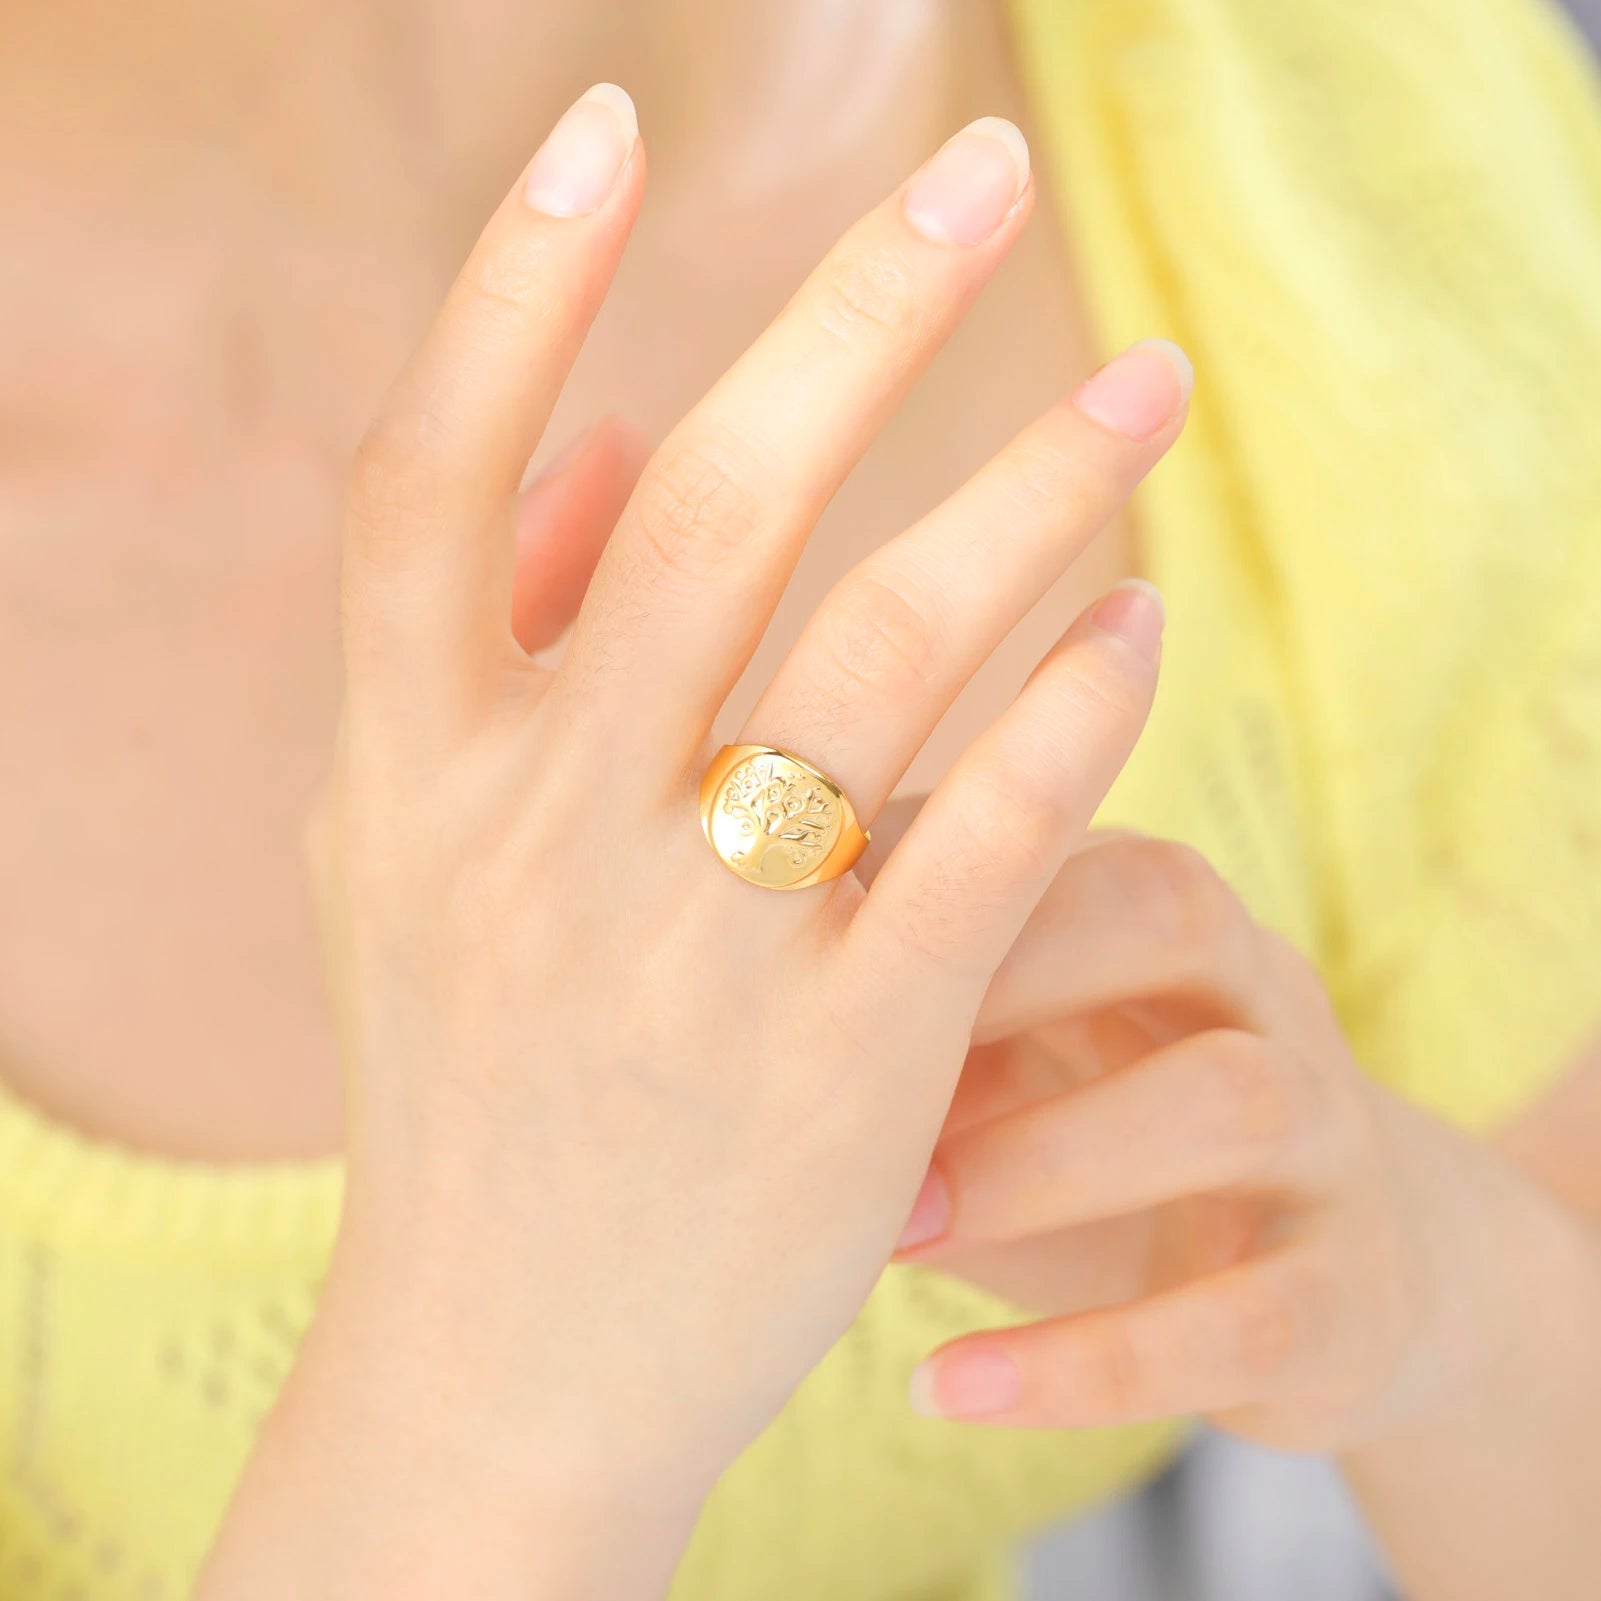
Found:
[890,828,1575,1459]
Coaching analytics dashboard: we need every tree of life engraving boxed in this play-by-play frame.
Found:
[717,755,839,886]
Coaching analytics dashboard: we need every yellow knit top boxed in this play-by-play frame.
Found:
[4,3,1601,1598]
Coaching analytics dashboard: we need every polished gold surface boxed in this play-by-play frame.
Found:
[699,745,870,890]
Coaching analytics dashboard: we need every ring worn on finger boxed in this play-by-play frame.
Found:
[699,745,870,891]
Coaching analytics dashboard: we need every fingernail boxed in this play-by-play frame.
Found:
[895,1168,951,1252]
[904,117,1030,245]
[524,83,638,218]
[910,1348,1022,1420]
[1087,578,1165,662]
[1071,339,1194,441]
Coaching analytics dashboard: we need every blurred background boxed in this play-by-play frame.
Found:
[1030,1430,1388,1600]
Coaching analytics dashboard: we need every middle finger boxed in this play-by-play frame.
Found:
[741,339,1190,818]
[560,118,1034,757]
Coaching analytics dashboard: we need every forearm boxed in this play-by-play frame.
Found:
[196,1228,709,1601]
[1341,1156,1601,1601]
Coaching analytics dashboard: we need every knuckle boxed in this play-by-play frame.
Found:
[1035,646,1152,730]
[1000,435,1095,526]
[454,237,551,330]
[1263,931,1337,1024]
[1135,840,1240,955]
[888,771,1056,966]
[1201,1029,1302,1156]
[891,860,997,970]
[628,436,767,592]
[813,567,946,703]
[811,246,923,346]
[348,417,407,496]
[345,416,442,547]
[345,419,419,525]
[949,1126,1047,1239]
[1081,1321,1147,1417]
[887,884,970,969]
[1225,1269,1308,1385]
[948,764,1061,882]
[888,791,1040,970]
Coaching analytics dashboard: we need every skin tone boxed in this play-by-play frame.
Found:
[4,7,1601,1599]
[192,83,1601,1601]
[200,88,1185,1597]
[871,819,1601,1598]
[0,0,1108,1160]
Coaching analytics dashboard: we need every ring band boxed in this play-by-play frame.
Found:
[699,744,870,891]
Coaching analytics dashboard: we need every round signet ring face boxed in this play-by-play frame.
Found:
[699,745,869,892]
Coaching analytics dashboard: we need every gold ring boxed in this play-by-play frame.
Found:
[699,744,870,891]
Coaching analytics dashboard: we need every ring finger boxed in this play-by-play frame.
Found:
[741,339,1191,819]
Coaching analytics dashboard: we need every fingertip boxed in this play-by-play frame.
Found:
[1084,578,1165,663]
[1141,337,1194,404]
[582,82,639,147]
[904,116,1032,246]
[909,1345,1023,1421]
[1071,339,1194,442]
[524,83,642,218]
[909,1360,943,1418]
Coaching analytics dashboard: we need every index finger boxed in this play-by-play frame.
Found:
[342,84,644,729]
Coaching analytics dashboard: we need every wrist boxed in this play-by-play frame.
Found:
[269,1208,716,1593]
[1336,1159,1601,1601]
[202,1259,707,1601]
[333,1202,718,1486]
[1348,1134,1601,1465]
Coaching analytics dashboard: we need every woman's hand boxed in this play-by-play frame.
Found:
[202,85,1192,1600]
[891,830,1559,1455]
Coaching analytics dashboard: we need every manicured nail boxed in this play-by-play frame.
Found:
[910,1348,1022,1420]
[524,84,638,218]
[904,117,1030,245]
[1071,339,1194,441]
[1087,578,1165,662]
[895,1168,951,1252]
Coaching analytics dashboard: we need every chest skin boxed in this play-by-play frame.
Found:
[0,1,1127,1162]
